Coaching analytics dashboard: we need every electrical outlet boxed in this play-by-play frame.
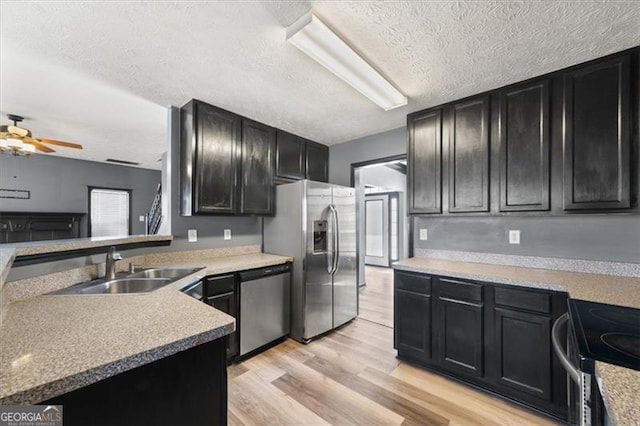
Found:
[419,228,428,241]
[224,229,232,240]
[188,229,198,242]
[139,215,145,222]
[509,230,520,245]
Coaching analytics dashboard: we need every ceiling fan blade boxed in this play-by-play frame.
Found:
[7,125,29,137]
[23,138,56,153]
[38,138,83,149]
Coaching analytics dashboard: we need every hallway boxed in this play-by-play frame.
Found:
[358,266,394,328]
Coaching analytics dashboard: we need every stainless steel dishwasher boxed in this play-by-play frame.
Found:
[239,263,291,356]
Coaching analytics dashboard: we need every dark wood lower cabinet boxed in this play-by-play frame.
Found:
[394,270,568,421]
[438,298,484,377]
[206,274,239,362]
[395,289,431,360]
[44,338,228,426]
[494,307,551,400]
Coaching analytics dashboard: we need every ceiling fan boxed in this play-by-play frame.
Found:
[0,114,83,156]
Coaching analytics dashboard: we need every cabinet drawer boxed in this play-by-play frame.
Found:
[205,274,236,297]
[395,271,431,295]
[494,286,551,314]
[439,278,483,303]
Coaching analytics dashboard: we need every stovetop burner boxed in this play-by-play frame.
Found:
[600,333,640,359]
[569,299,640,373]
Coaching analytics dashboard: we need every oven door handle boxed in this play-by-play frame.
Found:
[552,313,582,385]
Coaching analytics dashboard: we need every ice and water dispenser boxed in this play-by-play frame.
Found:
[313,220,327,253]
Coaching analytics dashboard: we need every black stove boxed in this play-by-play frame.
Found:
[568,299,640,374]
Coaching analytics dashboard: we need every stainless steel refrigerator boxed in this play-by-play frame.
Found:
[263,180,357,343]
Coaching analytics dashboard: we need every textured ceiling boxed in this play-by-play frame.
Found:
[1,1,638,170]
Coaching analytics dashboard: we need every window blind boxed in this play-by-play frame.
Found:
[90,189,130,237]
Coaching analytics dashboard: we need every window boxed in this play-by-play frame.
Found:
[89,187,131,237]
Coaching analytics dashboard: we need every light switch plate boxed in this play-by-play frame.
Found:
[139,215,145,222]
[419,228,428,241]
[188,229,198,242]
[224,229,232,240]
[509,230,520,245]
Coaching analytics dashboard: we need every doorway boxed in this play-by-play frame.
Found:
[364,191,402,267]
[351,155,408,285]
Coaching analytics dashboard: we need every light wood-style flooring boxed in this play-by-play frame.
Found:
[359,266,394,327]
[228,267,557,425]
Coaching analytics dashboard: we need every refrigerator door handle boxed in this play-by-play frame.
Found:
[329,204,339,274]
[326,205,335,274]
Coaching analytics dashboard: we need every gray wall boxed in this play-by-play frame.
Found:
[0,154,160,236]
[331,127,640,264]
[414,215,640,263]
[167,106,262,251]
[329,127,406,187]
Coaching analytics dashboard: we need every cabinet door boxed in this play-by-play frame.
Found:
[240,120,275,215]
[499,80,550,211]
[408,109,442,213]
[494,308,551,401]
[276,130,306,180]
[306,141,329,182]
[207,292,238,360]
[563,54,631,210]
[449,96,490,212]
[194,102,241,214]
[438,297,484,377]
[395,289,431,361]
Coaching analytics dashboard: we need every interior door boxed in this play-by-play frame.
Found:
[332,185,358,328]
[365,194,389,267]
[304,180,334,340]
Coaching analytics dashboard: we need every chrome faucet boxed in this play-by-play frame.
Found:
[105,246,123,280]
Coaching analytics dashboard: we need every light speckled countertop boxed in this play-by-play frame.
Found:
[393,257,640,426]
[0,252,291,404]
[5,234,173,256]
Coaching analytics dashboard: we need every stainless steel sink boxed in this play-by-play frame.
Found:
[128,267,204,280]
[77,278,172,294]
[47,267,205,295]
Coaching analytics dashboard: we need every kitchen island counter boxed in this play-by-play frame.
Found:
[0,251,291,405]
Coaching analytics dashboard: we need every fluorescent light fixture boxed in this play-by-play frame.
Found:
[287,12,407,111]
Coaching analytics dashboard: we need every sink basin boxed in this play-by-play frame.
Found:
[49,277,173,295]
[128,267,204,280]
[77,278,172,294]
[47,267,205,295]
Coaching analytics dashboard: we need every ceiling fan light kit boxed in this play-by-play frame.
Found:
[286,11,407,111]
[0,137,36,155]
[0,114,82,156]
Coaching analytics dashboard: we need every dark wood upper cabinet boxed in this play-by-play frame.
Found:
[181,100,240,215]
[449,96,490,212]
[240,120,275,215]
[408,109,443,213]
[563,54,632,210]
[498,80,550,211]
[406,48,637,216]
[276,130,306,180]
[306,140,329,182]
